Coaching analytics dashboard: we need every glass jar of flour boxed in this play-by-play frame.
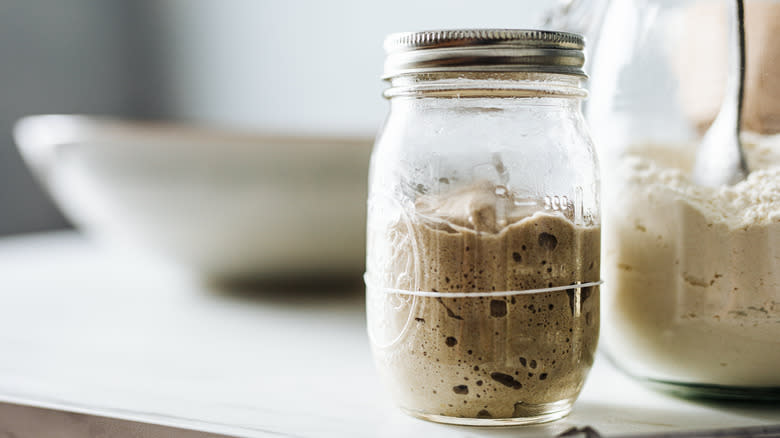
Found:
[588,0,780,400]
[365,29,602,425]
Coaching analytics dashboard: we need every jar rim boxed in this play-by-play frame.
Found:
[383,72,588,99]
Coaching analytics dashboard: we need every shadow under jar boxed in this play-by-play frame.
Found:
[365,29,601,426]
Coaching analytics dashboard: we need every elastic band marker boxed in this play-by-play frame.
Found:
[364,274,603,298]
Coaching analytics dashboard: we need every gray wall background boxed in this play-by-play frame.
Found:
[0,0,548,236]
[0,1,167,235]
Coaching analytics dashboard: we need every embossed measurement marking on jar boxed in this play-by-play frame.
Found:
[544,195,574,213]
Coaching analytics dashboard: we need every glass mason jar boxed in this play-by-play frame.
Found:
[365,29,601,425]
[588,1,780,399]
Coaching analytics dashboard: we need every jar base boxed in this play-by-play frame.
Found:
[639,378,780,402]
[400,399,573,426]
[604,352,780,401]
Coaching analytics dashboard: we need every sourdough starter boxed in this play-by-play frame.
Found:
[367,183,600,419]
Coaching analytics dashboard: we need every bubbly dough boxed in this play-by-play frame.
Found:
[367,183,600,419]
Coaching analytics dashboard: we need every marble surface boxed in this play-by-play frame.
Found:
[0,232,778,437]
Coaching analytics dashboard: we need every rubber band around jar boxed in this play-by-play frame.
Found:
[364,273,603,298]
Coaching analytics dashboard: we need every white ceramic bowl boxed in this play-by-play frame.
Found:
[14,115,373,281]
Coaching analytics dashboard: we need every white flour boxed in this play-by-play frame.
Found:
[603,134,780,387]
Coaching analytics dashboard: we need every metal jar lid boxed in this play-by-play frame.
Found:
[383,29,586,79]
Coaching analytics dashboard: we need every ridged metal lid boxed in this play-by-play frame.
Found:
[383,29,586,78]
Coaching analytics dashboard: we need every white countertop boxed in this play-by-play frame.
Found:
[0,232,777,437]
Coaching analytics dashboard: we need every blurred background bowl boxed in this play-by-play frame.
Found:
[14,115,372,281]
